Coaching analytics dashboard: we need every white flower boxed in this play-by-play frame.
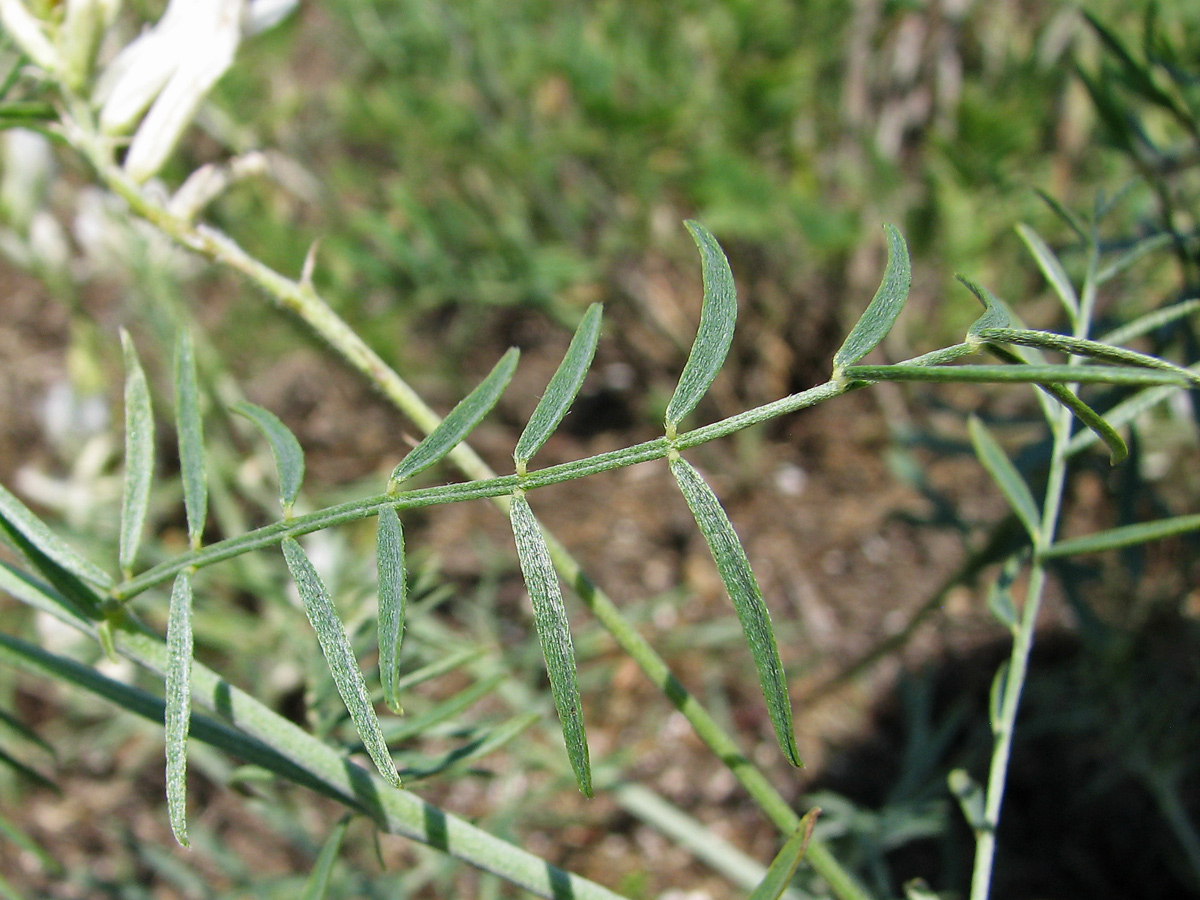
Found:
[94,0,244,181]
[93,0,300,183]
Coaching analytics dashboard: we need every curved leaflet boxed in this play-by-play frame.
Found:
[508,494,592,796]
[281,537,402,788]
[165,570,193,846]
[515,303,602,471]
[390,348,519,489]
[119,330,154,575]
[174,331,207,548]
[376,506,406,714]
[669,457,801,767]
[832,225,911,370]
[233,401,306,516]
[664,221,737,435]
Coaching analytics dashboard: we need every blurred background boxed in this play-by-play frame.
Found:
[1,1,1199,898]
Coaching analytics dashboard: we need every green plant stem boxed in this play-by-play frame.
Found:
[62,107,868,898]
[968,242,1100,900]
[117,380,849,600]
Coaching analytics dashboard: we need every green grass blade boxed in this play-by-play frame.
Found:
[748,807,820,900]
[391,647,487,696]
[665,221,738,434]
[508,494,592,796]
[165,570,194,847]
[233,402,305,517]
[1034,189,1087,243]
[1015,225,1079,321]
[119,329,154,576]
[0,707,55,759]
[669,457,800,767]
[1096,232,1173,284]
[389,348,519,488]
[375,675,503,745]
[398,712,540,782]
[959,276,1013,335]
[281,538,402,788]
[174,331,207,548]
[515,303,602,470]
[968,416,1041,540]
[0,808,63,877]
[1100,298,1200,347]
[1041,513,1200,559]
[976,328,1200,385]
[376,506,406,714]
[0,484,111,589]
[300,815,351,900]
[832,224,911,369]
[841,363,1187,388]
[0,744,56,793]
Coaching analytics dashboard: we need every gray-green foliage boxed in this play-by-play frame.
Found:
[508,494,591,796]
[281,537,403,789]
[118,330,154,575]
[389,348,519,488]
[174,331,208,548]
[165,570,193,847]
[515,302,603,471]
[664,221,738,435]
[233,402,306,516]
[3,197,1200,899]
[375,506,406,715]
[669,456,800,768]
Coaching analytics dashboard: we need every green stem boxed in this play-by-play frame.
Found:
[62,108,868,897]
[117,379,852,600]
[968,239,1100,900]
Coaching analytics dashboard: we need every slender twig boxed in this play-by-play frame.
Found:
[968,236,1101,900]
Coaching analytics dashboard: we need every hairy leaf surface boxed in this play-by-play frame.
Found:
[669,457,800,767]
[282,538,402,788]
[509,495,591,796]
[665,222,737,433]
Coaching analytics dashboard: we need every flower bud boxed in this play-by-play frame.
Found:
[0,0,61,74]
